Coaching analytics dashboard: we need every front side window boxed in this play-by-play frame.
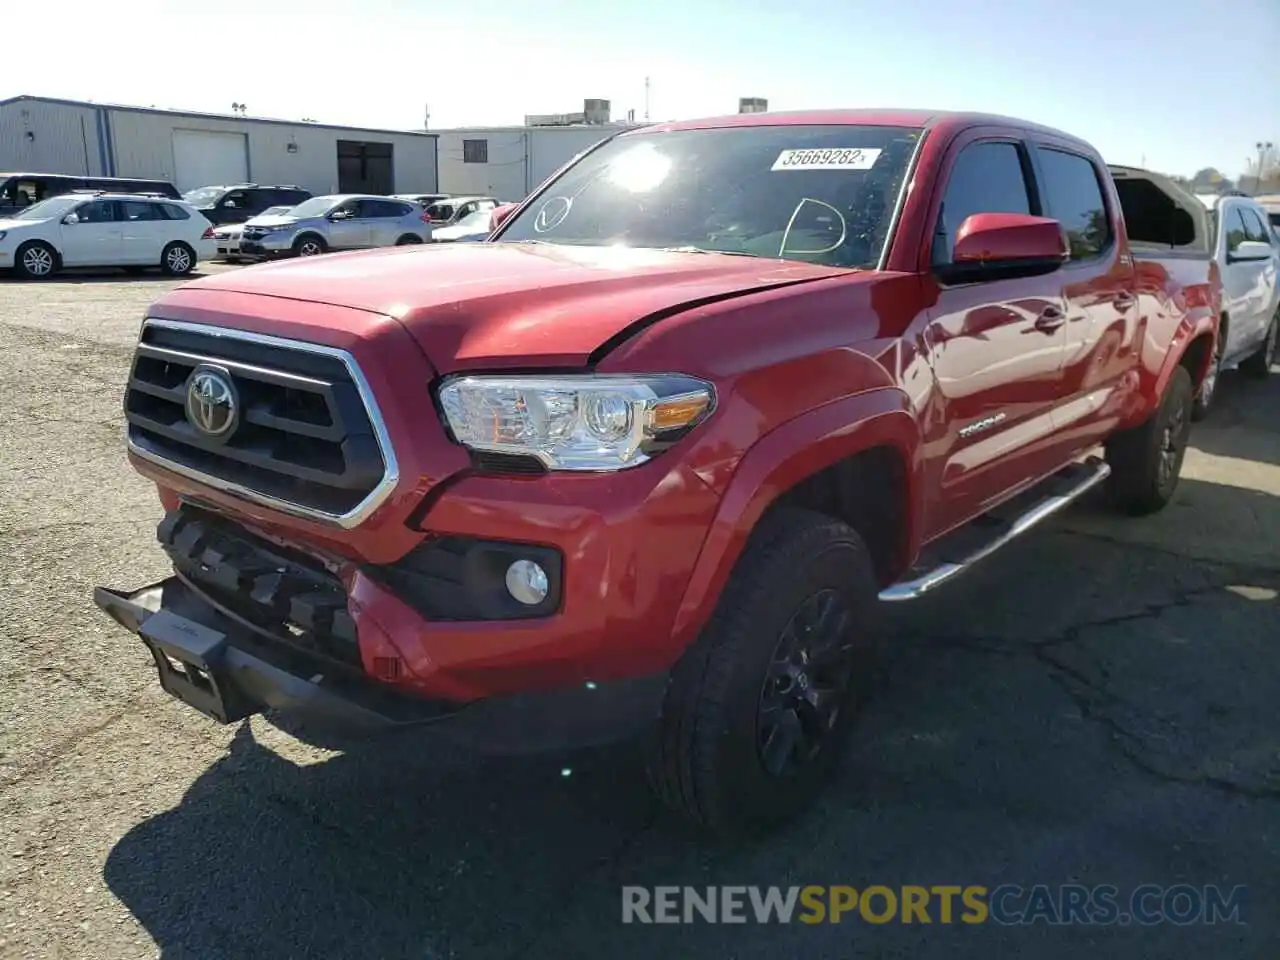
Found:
[1240,207,1270,244]
[932,141,1032,266]
[500,123,923,269]
[73,201,118,224]
[1222,206,1248,253]
[1037,148,1111,260]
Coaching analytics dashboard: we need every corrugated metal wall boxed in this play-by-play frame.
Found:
[0,98,438,196]
[0,99,108,176]
[436,128,622,200]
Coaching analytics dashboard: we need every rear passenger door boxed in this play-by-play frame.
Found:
[921,133,1071,536]
[361,199,415,245]
[1028,142,1137,449]
[118,200,167,263]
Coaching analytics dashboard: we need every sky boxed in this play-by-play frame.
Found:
[4,0,1277,180]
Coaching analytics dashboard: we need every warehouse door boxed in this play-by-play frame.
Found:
[172,130,248,191]
[337,140,393,194]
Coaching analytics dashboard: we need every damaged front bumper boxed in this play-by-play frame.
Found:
[93,575,669,753]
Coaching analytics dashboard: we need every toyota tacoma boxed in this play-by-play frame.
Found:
[96,109,1220,836]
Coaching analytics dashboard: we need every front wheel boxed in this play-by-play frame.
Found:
[1105,364,1194,515]
[293,235,327,257]
[646,508,877,838]
[1239,311,1277,380]
[160,242,195,276]
[14,240,58,280]
[395,234,423,245]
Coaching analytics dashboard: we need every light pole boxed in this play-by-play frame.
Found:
[1255,141,1273,193]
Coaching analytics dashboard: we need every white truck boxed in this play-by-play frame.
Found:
[1112,169,1279,417]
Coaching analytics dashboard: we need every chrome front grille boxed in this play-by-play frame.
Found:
[124,319,398,527]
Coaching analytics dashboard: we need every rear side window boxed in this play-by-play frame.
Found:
[361,199,412,218]
[932,141,1032,266]
[121,201,159,221]
[1037,149,1111,260]
[1222,206,1248,252]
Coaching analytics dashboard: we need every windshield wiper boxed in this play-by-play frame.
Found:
[656,245,761,258]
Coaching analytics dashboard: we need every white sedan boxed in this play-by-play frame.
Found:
[0,193,216,279]
[212,204,297,261]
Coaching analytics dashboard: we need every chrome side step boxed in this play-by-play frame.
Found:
[878,457,1111,602]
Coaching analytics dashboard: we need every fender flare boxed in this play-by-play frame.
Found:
[668,388,922,650]
[1153,307,1218,401]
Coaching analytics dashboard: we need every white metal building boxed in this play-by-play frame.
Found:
[0,95,439,196]
[434,125,637,201]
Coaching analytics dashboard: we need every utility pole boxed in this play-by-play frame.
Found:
[644,77,650,122]
[424,103,430,131]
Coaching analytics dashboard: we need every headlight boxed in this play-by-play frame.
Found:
[262,224,294,233]
[438,374,715,471]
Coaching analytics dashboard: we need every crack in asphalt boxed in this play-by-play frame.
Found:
[919,575,1280,803]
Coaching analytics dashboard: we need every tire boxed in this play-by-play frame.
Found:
[395,234,423,245]
[1105,365,1194,516]
[160,242,195,276]
[646,508,878,838]
[293,234,327,257]
[1239,310,1277,380]
[1191,327,1224,421]
[14,240,58,280]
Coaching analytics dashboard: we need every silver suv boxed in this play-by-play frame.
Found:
[238,194,431,258]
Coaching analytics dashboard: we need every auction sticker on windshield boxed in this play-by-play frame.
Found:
[771,148,882,171]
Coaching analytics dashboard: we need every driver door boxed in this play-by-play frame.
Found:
[920,134,1071,538]
[326,200,370,248]
[58,200,124,265]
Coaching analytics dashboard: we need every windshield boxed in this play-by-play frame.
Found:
[182,187,226,205]
[285,197,339,218]
[11,196,84,220]
[499,124,923,268]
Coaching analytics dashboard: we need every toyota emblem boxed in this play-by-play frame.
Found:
[185,365,240,440]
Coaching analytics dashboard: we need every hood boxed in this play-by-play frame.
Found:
[179,242,852,369]
[243,215,298,228]
[0,217,43,232]
[432,224,488,241]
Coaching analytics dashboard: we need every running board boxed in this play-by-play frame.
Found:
[878,457,1110,603]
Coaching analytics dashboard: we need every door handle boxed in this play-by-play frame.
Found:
[1034,306,1066,332]
[1114,292,1136,310]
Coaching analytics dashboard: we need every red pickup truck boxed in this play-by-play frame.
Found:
[96,109,1220,837]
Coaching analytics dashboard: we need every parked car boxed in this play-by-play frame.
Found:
[394,192,451,209]
[96,109,1218,838]
[182,184,312,226]
[429,208,493,242]
[211,205,297,261]
[0,172,180,218]
[423,195,499,227]
[237,194,431,258]
[0,192,214,278]
[1161,180,1280,412]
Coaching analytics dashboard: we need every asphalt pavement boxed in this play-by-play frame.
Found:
[1,263,1277,959]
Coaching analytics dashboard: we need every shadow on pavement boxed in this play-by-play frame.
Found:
[1188,368,1280,466]
[103,480,1280,960]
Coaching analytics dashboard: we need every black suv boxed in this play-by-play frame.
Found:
[181,184,312,225]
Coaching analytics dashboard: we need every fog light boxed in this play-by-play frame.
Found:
[505,559,549,605]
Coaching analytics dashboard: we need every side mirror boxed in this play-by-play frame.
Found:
[1228,240,1274,263]
[489,203,518,233]
[62,213,80,225]
[941,213,1069,282]
[328,210,349,221]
